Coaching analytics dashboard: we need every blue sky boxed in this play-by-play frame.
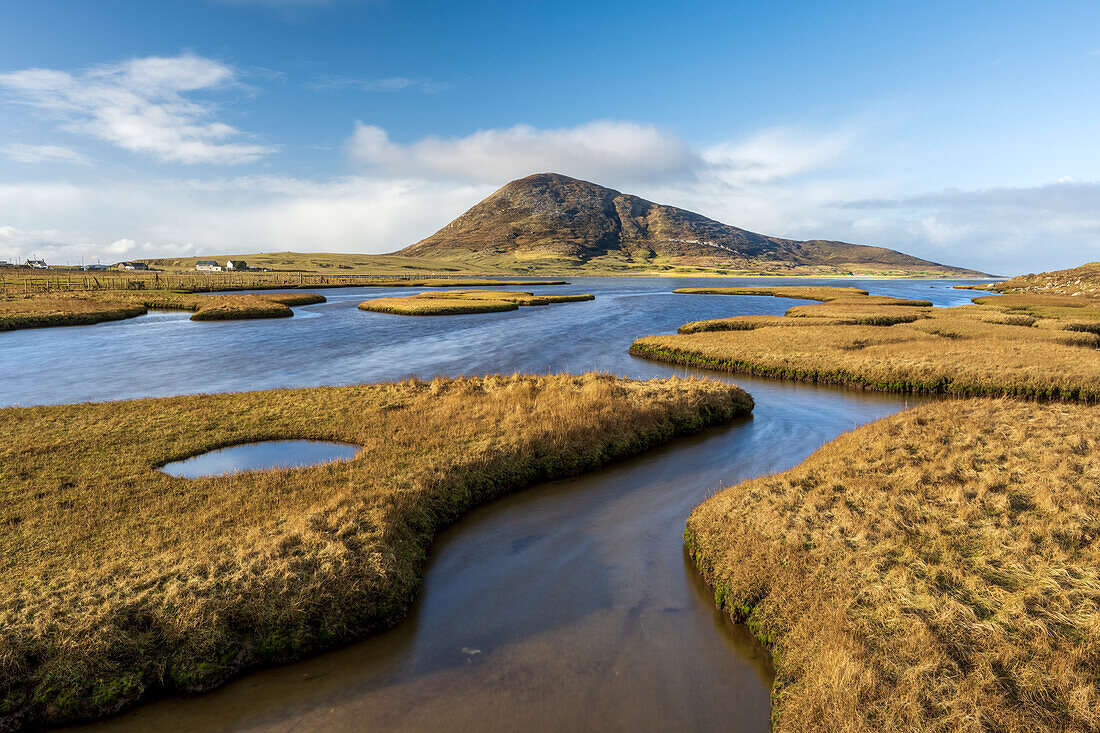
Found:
[1,0,1098,273]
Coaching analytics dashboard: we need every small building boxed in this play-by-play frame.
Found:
[82,263,109,271]
[225,260,248,270]
[196,260,223,272]
[25,259,48,269]
[119,261,150,271]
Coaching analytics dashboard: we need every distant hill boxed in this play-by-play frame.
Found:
[976,262,1100,296]
[396,173,989,277]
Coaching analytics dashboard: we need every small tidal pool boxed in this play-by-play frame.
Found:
[160,440,359,479]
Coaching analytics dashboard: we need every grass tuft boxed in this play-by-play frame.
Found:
[687,399,1100,733]
[0,373,751,729]
[359,290,594,316]
[634,291,1100,400]
[0,292,326,330]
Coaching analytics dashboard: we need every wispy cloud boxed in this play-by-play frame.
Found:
[0,54,275,164]
[701,127,858,185]
[343,119,860,192]
[840,180,1100,214]
[1,115,1095,275]
[2,143,91,165]
[347,120,700,184]
[309,75,448,93]
[0,176,484,265]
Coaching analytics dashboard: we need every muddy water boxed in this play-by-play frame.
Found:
[1,277,987,731]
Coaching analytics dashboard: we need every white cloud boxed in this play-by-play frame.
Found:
[0,176,490,266]
[347,120,700,184]
[0,226,198,265]
[835,181,1100,274]
[2,143,90,165]
[701,126,857,185]
[0,54,275,164]
[0,117,1096,275]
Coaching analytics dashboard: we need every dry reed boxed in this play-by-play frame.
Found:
[0,292,325,330]
[633,293,1100,400]
[0,373,751,729]
[359,290,594,316]
[687,399,1100,733]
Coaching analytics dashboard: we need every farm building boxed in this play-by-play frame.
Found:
[225,260,248,270]
[196,260,223,272]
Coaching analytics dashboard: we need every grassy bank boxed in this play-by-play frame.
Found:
[632,291,1100,399]
[673,285,871,301]
[687,398,1100,732]
[956,262,1100,296]
[0,373,752,730]
[677,289,935,333]
[0,298,149,330]
[0,291,326,330]
[359,289,594,316]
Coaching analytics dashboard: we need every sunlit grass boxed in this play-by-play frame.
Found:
[673,285,871,301]
[687,398,1100,733]
[0,373,751,728]
[958,262,1100,297]
[0,297,148,330]
[0,291,326,329]
[634,292,1100,399]
[359,289,594,316]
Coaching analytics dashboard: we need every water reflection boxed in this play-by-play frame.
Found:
[159,440,360,479]
[16,277,985,732]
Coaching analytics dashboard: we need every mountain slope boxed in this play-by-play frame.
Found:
[978,262,1100,295]
[397,173,987,276]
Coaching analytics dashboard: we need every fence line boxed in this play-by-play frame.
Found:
[0,268,459,295]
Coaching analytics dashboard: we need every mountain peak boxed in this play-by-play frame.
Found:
[396,173,985,276]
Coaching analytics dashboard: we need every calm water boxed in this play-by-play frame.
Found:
[159,440,360,479]
[1,277,989,732]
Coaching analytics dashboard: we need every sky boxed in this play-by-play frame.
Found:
[0,1,1098,274]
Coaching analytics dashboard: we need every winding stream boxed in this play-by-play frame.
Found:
[0,277,988,731]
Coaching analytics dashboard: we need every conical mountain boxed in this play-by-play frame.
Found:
[397,173,986,276]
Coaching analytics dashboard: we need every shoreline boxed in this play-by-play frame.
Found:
[0,374,752,731]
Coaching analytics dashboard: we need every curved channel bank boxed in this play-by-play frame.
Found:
[0,277,987,732]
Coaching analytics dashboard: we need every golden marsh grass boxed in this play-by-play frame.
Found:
[687,398,1100,733]
[0,373,751,729]
[676,288,934,333]
[634,292,1100,399]
[673,285,870,301]
[358,289,594,316]
[0,291,325,330]
[0,298,148,331]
